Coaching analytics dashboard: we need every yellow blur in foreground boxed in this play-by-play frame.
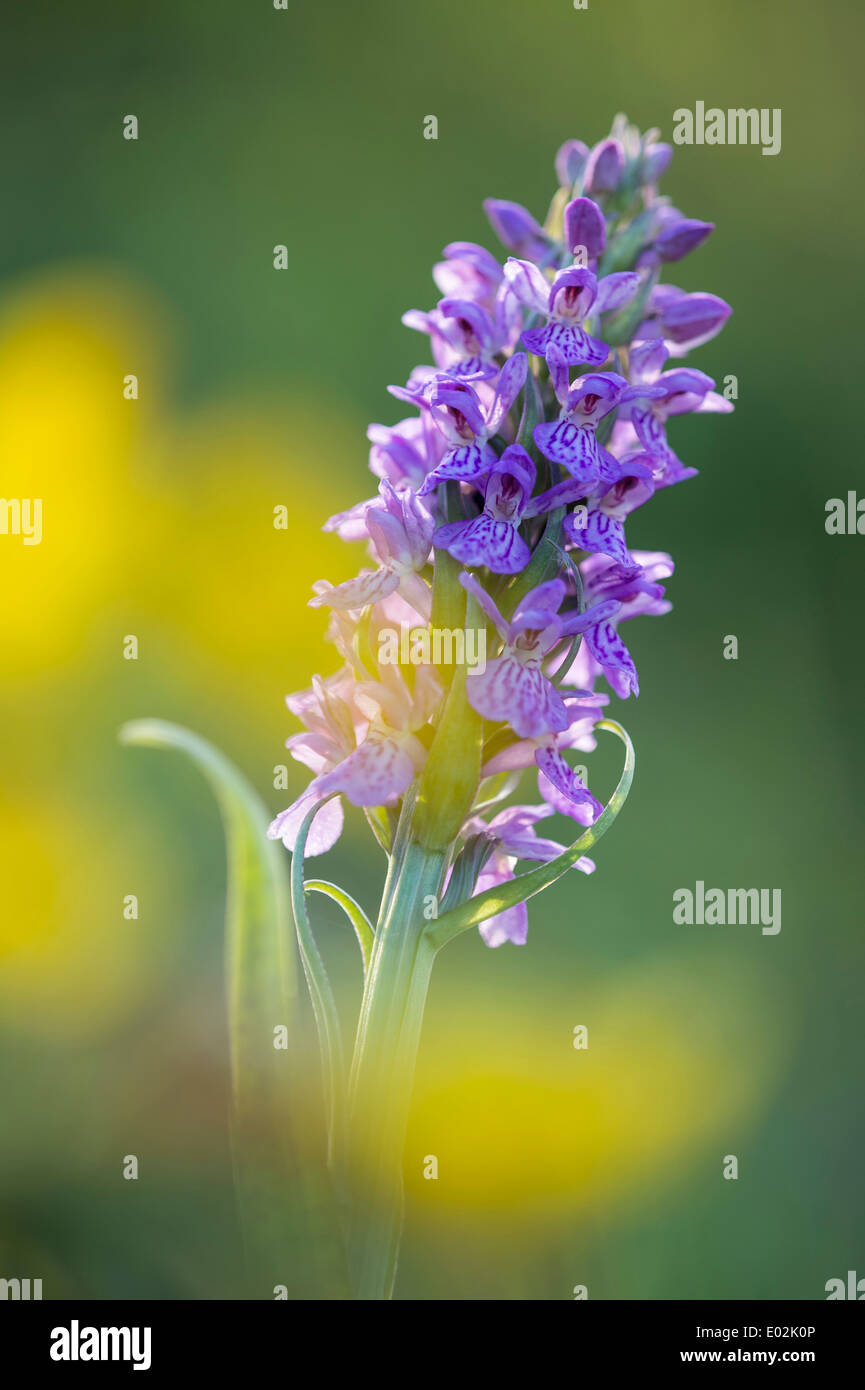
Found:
[406,962,782,1222]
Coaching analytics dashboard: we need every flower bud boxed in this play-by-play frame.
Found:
[654,217,714,263]
[563,196,606,262]
[483,198,548,262]
[640,141,673,185]
[555,138,589,188]
[637,285,732,354]
[584,138,625,195]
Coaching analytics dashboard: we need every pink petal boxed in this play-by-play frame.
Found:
[466,655,569,738]
[267,787,344,856]
[315,737,417,807]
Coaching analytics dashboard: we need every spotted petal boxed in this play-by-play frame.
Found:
[534,418,603,484]
[315,737,417,807]
[521,321,609,366]
[583,618,640,698]
[503,257,550,315]
[437,514,530,574]
[267,786,345,856]
[564,506,635,570]
[535,745,603,825]
[308,568,399,611]
[465,655,569,738]
[417,440,498,495]
[486,351,529,433]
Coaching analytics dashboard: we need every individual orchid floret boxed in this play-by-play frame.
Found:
[504,258,639,366]
[283,671,367,774]
[416,354,528,495]
[311,663,439,806]
[464,804,595,947]
[562,553,675,699]
[402,297,504,382]
[535,744,604,826]
[625,340,732,486]
[482,691,609,779]
[482,691,608,827]
[574,599,641,699]
[367,415,447,490]
[483,198,550,263]
[562,466,655,571]
[269,662,441,855]
[310,480,434,617]
[266,672,365,856]
[432,444,536,574]
[579,551,674,613]
[531,352,664,488]
[459,571,618,737]
[432,241,503,306]
[636,282,732,357]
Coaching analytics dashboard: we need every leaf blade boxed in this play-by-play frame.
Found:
[427,719,635,950]
[119,718,349,1296]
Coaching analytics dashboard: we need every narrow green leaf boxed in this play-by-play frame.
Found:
[305,879,375,979]
[427,719,635,951]
[119,718,349,1297]
[291,800,347,1169]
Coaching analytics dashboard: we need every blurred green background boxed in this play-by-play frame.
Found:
[1,0,863,1299]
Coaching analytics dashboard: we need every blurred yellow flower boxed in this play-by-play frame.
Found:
[0,266,361,1037]
[405,960,784,1226]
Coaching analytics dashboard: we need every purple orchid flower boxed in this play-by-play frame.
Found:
[562,465,656,570]
[255,122,735,1281]
[432,443,536,574]
[531,348,665,489]
[315,662,440,806]
[482,690,609,827]
[416,354,528,495]
[367,414,447,490]
[463,804,595,947]
[535,743,604,825]
[269,662,442,855]
[430,245,523,354]
[636,282,732,358]
[402,297,505,383]
[626,339,733,487]
[561,552,675,699]
[432,241,504,305]
[459,571,619,737]
[580,550,674,611]
[483,198,550,263]
[504,257,639,366]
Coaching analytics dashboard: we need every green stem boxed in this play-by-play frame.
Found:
[346,840,447,1300]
